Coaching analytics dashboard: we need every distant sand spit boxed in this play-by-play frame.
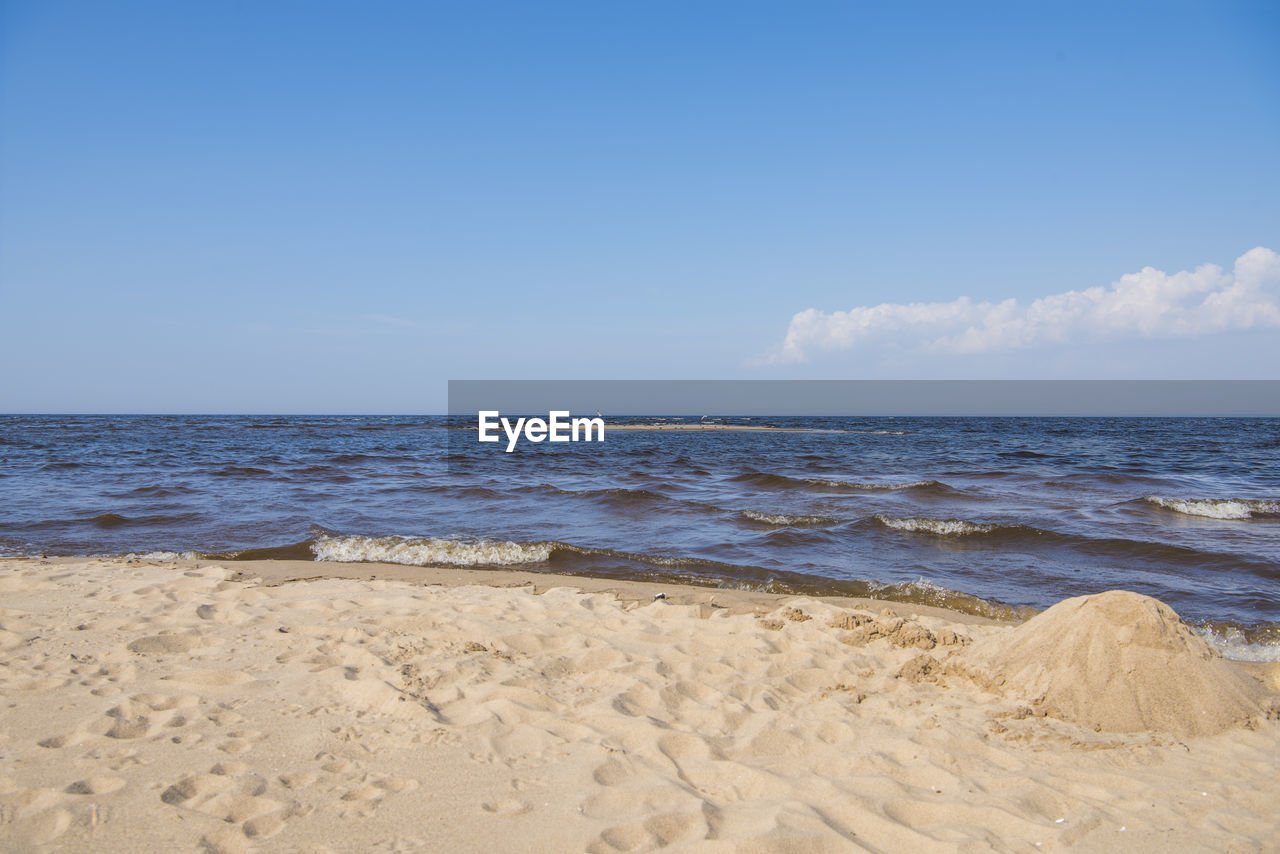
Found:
[1,557,1277,853]
[602,424,849,433]
[464,423,847,434]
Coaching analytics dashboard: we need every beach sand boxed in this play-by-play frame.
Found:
[0,557,1277,853]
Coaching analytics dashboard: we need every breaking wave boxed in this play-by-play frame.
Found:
[1194,623,1280,663]
[863,578,1034,621]
[874,516,997,536]
[738,509,844,528]
[314,534,554,566]
[536,485,730,517]
[1145,497,1280,520]
[305,534,1029,620]
[732,472,957,495]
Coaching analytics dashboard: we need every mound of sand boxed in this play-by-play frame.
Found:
[966,590,1272,736]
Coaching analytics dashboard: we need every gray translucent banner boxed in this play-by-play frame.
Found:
[448,380,1280,417]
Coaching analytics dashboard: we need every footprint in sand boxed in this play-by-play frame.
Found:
[592,759,642,787]
[65,776,126,795]
[126,632,205,655]
[208,704,248,726]
[278,771,318,789]
[160,762,294,839]
[94,662,139,685]
[134,691,201,712]
[318,754,359,774]
[581,777,704,824]
[481,798,531,815]
[37,732,92,750]
[40,694,194,750]
[98,694,196,740]
[340,783,385,802]
[336,775,420,819]
[195,603,247,624]
[341,776,420,802]
[163,669,255,687]
[8,807,73,847]
[587,812,708,853]
[219,729,267,754]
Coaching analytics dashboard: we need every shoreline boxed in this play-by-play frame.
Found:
[14,555,1280,657]
[0,556,1277,851]
[26,555,1032,624]
[209,556,1014,627]
[79,556,1280,670]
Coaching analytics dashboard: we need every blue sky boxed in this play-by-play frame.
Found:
[1,0,1277,412]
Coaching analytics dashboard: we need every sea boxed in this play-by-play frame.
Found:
[1,414,1277,660]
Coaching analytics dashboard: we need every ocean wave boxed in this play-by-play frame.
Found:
[733,472,953,494]
[874,515,997,536]
[12,536,1033,624]
[312,533,774,576]
[87,512,203,529]
[329,453,419,464]
[17,511,203,533]
[313,534,554,566]
[538,484,728,516]
[90,513,133,529]
[865,578,1036,621]
[1194,624,1280,663]
[318,520,1280,585]
[105,485,199,498]
[738,509,843,527]
[540,485,672,502]
[807,478,942,491]
[211,465,274,478]
[866,516,1263,573]
[1145,496,1280,520]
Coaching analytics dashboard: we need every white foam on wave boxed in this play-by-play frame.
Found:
[863,577,1032,620]
[1195,626,1280,663]
[121,550,201,561]
[874,515,996,536]
[740,509,841,527]
[313,534,553,566]
[1145,496,1280,520]
[867,577,953,598]
[807,479,937,491]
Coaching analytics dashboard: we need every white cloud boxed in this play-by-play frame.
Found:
[768,247,1280,364]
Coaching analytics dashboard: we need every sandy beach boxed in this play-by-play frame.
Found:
[0,557,1275,853]
[6,0,1278,849]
